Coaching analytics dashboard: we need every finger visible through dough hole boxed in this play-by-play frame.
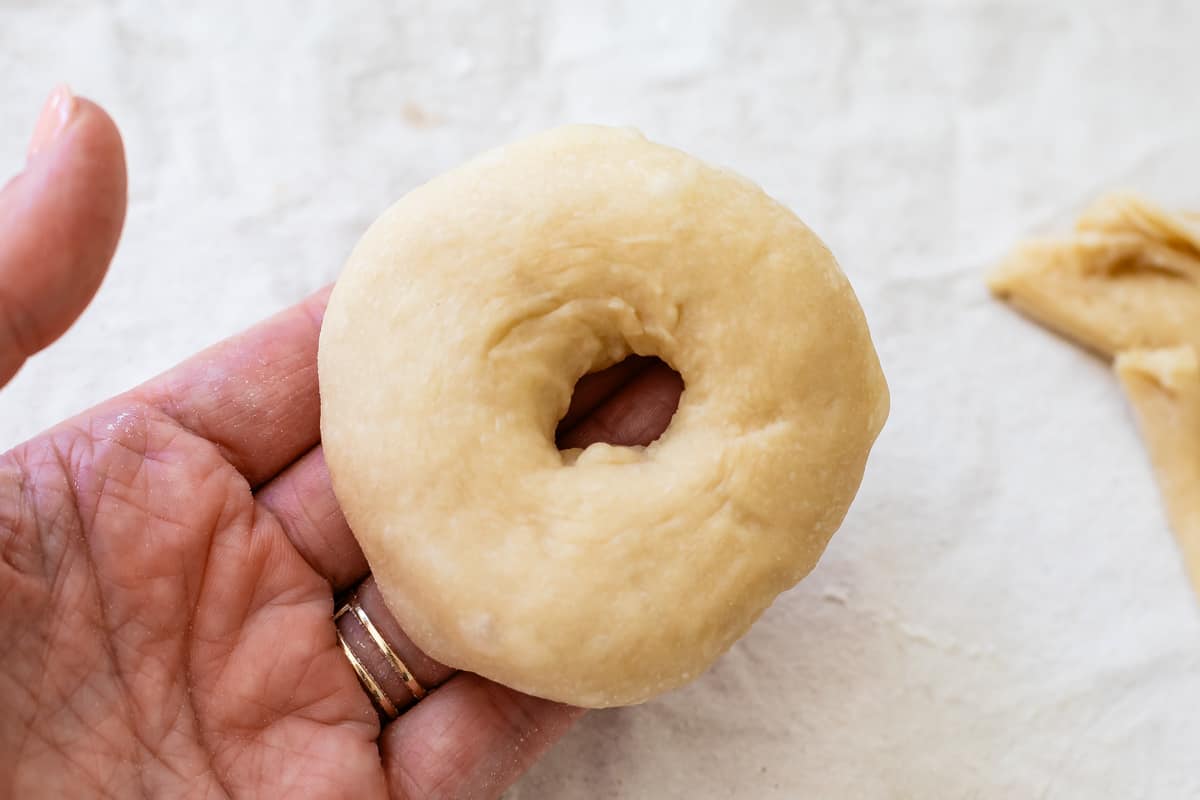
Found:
[554,355,683,452]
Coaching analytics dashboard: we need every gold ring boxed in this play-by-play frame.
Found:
[335,616,399,719]
[349,601,428,700]
[334,596,428,719]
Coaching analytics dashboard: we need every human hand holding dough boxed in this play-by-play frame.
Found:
[319,126,889,707]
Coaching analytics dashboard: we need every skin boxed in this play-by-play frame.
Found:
[0,94,681,799]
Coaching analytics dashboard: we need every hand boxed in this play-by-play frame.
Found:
[0,90,682,798]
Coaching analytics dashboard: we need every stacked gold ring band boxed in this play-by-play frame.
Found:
[335,595,427,719]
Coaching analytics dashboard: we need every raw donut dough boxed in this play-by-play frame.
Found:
[989,194,1200,358]
[1116,347,1200,596]
[990,193,1200,601]
[319,125,889,707]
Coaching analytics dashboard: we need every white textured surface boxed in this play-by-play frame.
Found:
[3,2,1199,797]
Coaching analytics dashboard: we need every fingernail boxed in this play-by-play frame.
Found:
[27,84,77,162]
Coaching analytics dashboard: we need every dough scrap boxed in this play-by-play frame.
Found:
[319,125,889,707]
[988,194,1200,358]
[1116,347,1200,597]
[990,193,1200,600]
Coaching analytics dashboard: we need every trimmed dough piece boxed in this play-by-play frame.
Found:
[990,193,1200,601]
[988,194,1200,358]
[1077,193,1200,255]
[320,125,889,707]
[1116,347,1200,597]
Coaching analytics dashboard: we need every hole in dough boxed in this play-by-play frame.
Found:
[554,355,683,453]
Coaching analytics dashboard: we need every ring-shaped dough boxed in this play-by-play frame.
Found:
[319,126,889,707]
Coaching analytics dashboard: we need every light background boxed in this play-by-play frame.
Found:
[3,1,1199,797]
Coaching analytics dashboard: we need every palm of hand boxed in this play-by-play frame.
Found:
[1,324,384,797]
[1,294,596,799]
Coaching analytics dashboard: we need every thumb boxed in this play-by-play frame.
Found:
[0,85,127,387]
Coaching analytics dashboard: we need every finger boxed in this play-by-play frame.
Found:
[557,358,683,449]
[0,87,127,387]
[134,286,330,487]
[336,576,456,711]
[556,355,657,432]
[380,674,582,800]
[338,577,581,798]
[256,445,368,590]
